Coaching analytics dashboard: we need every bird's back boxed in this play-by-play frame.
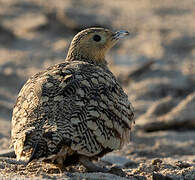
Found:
[11,60,134,163]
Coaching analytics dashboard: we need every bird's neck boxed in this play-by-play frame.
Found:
[65,46,107,66]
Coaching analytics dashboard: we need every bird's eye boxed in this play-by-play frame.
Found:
[93,35,101,42]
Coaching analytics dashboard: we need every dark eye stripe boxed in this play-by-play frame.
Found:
[93,35,101,42]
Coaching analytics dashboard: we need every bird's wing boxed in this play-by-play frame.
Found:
[11,61,134,161]
[57,62,134,157]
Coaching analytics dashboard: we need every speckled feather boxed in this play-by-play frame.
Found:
[11,28,134,166]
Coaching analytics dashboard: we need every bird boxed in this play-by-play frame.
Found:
[11,27,134,172]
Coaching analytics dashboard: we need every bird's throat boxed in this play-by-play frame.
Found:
[66,47,107,66]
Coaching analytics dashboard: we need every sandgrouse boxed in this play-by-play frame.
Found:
[11,27,134,172]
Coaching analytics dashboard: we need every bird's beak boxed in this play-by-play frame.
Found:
[113,30,129,40]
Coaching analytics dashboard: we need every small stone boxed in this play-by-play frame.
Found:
[109,165,126,177]
[152,158,163,165]
[175,161,191,168]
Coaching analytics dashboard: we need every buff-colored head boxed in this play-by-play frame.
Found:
[66,27,129,65]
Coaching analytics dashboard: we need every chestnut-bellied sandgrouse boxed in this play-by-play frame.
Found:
[11,27,134,172]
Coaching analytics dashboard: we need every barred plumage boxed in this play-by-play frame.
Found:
[11,28,134,172]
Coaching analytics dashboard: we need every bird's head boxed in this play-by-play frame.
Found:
[66,27,129,65]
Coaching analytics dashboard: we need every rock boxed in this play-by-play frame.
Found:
[152,158,163,165]
[102,155,132,167]
[175,161,191,168]
[109,165,126,177]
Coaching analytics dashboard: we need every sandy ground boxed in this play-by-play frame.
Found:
[0,0,195,179]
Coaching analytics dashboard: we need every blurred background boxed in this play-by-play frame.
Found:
[0,0,195,178]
